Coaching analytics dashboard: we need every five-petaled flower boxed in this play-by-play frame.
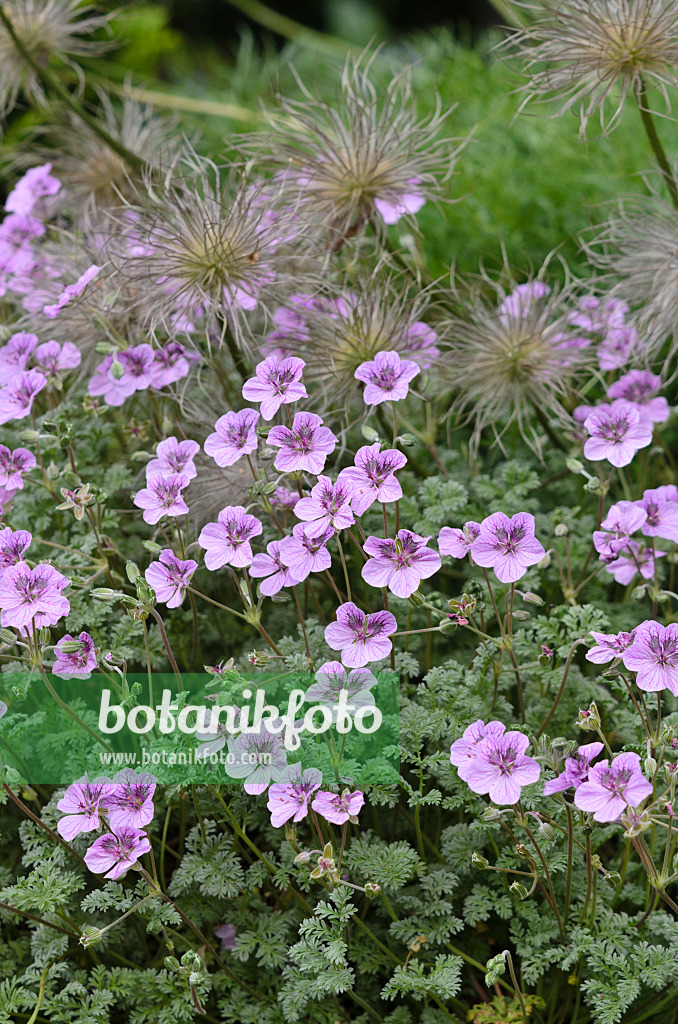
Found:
[621,620,678,694]
[0,446,36,491]
[198,506,263,570]
[204,409,260,466]
[84,827,152,880]
[354,350,420,405]
[583,401,653,468]
[294,475,355,536]
[574,753,653,823]
[267,765,323,827]
[242,356,307,420]
[586,630,635,664]
[145,549,198,608]
[438,521,481,559]
[362,529,441,598]
[312,788,365,825]
[460,730,541,805]
[338,443,407,517]
[133,473,190,525]
[57,776,115,841]
[325,601,397,667]
[249,539,301,595]
[267,411,337,475]
[0,561,70,631]
[146,437,200,480]
[470,512,545,583]
[53,631,97,679]
[544,742,603,795]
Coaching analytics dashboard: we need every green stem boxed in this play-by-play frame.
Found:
[221,0,349,55]
[636,76,678,211]
[38,666,112,752]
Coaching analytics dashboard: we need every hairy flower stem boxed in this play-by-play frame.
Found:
[520,820,566,941]
[291,586,313,667]
[536,639,586,739]
[148,607,183,691]
[335,535,351,603]
[636,77,678,212]
[0,5,146,174]
[579,834,594,926]
[503,951,528,1024]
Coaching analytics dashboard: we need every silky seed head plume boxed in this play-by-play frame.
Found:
[585,194,678,362]
[110,150,302,348]
[258,52,460,247]
[0,0,113,119]
[440,267,591,455]
[500,0,678,137]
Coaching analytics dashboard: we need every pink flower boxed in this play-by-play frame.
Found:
[280,523,333,581]
[325,601,397,668]
[267,412,337,475]
[574,752,652,822]
[0,561,70,631]
[570,295,627,335]
[362,529,441,598]
[145,549,198,608]
[636,488,678,544]
[405,322,440,369]
[146,437,199,481]
[108,769,156,831]
[311,788,365,825]
[499,281,550,321]
[470,512,545,584]
[249,539,301,595]
[0,369,46,424]
[597,326,639,371]
[88,356,137,407]
[338,444,407,517]
[148,341,193,388]
[56,777,115,841]
[204,409,259,467]
[271,486,299,509]
[354,350,420,405]
[593,500,647,558]
[461,731,541,805]
[267,765,323,827]
[544,742,603,795]
[43,265,101,318]
[0,331,38,374]
[586,630,635,664]
[198,506,263,570]
[241,356,307,420]
[374,189,425,225]
[438,521,482,559]
[133,474,189,526]
[0,527,31,575]
[604,541,664,585]
[621,620,678,694]
[84,827,152,879]
[32,340,81,378]
[607,370,670,428]
[224,731,289,794]
[118,345,155,391]
[53,631,97,679]
[214,924,238,950]
[294,475,355,536]
[5,164,61,216]
[0,446,36,490]
[449,719,506,778]
[305,661,376,722]
[583,401,653,468]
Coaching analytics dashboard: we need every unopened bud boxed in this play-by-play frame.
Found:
[512,609,530,621]
[566,458,585,474]
[644,757,657,777]
[126,561,141,583]
[361,425,380,443]
[164,956,180,973]
[471,852,489,869]
[61,470,81,488]
[509,881,529,899]
[397,433,417,447]
[270,591,291,603]
[18,430,41,443]
[408,591,424,607]
[660,724,675,744]
[110,358,124,380]
[58,639,85,654]
[294,851,312,865]
[522,592,543,606]
[603,871,621,889]
[663,762,678,785]
[260,481,278,496]
[538,822,557,841]
[364,882,381,899]
[0,628,17,645]
[143,540,163,555]
[79,926,104,947]
[38,627,51,646]
[631,584,648,600]
[255,425,271,438]
[92,588,119,600]
[130,450,152,463]
[537,551,551,569]
[188,971,203,985]
[577,702,601,731]
[248,650,270,667]
[554,523,569,537]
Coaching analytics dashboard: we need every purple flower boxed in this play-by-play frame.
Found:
[204,409,259,467]
[249,539,301,595]
[499,281,550,321]
[586,630,636,664]
[146,437,200,481]
[271,486,299,509]
[119,345,155,391]
[304,661,376,722]
[108,769,156,831]
[362,529,441,598]
[405,322,440,369]
[5,164,61,216]
[198,506,263,570]
[604,541,664,586]
[354,350,420,405]
[145,549,198,608]
[0,562,70,631]
[32,340,81,378]
[224,731,289,794]
[267,765,323,827]
[461,731,541,805]
[593,500,647,558]
[43,265,101,318]
[574,752,653,823]
[607,370,670,428]
[133,474,190,526]
[438,521,482,559]
[325,601,397,668]
[450,720,506,778]
[0,331,38,374]
[0,527,31,575]
[0,446,36,490]
[214,924,238,951]
[148,341,193,388]
[280,523,333,581]
[570,295,627,335]
[338,444,407,517]
[470,512,545,584]
[544,742,603,795]
[0,369,47,424]
[56,777,115,841]
[89,356,137,407]
[583,401,653,468]
[621,620,678,694]
[53,632,97,679]
[267,412,337,475]
[241,356,307,420]
[311,788,365,825]
[294,476,355,537]
[636,488,678,544]
[84,827,152,880]
[597,326,639,371]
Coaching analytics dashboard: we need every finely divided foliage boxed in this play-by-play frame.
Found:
[2,5,678,1024]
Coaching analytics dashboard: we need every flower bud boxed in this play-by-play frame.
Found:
[482,806,504,822]
[18,430,41,443]
[260,481,278,496]
[248,650,270,667]
[538,822,558,841]
[408,590,424,607]
[270,591,291,603]
[439,617,460,633]
[143,540,163,555]
[554,523,569,537]
[364,882,381,899]
[603,871,621,889]
[126,561,141,584]
[577,702,601,731]
[61,470,81,488]
[294,850,312,865]
[361,425,380,443]
[38,627,51,646]
[663,762,677,785]
[79,926,104,947]
[537,551,551,569]
[660,725,675,744]
[92,588,119,600]
[58,639,86,654]
[181,950,204,972]
[509,881,529,899]
[565,458,585,474]
[512,609,530,621]
[130,450,152,463]
[255,424,271,438]
[522,592,544,606]
[471,852,489,869]
[644,757,657,777]
[110,358,125,380]
[164,956,181,973]
[3,767,21,786]
[0,628,17,645]
[631,584,648,600]
[397,433,417,447]
[621,807,652,837]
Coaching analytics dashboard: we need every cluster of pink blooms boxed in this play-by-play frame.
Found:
[89,341,195,408]
[266,763,365,829]
[587,621,678,695]
[569,296,640,372]
[0,165,61,303]
[451,719,654,823]
[56,770,156,879]
[439,511,545,584]
[0,331,82,432]
[133,435,199,526]
[592,490,678,584]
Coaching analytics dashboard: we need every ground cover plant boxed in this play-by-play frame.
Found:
[1,2,678,1023]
